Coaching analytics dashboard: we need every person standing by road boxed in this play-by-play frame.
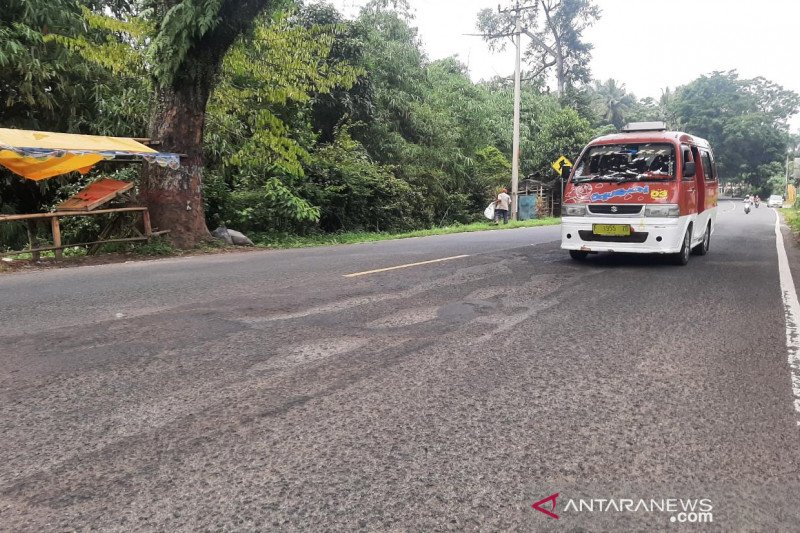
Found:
[494,188,512,225]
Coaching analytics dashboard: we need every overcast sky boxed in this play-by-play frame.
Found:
[331,0,800,127]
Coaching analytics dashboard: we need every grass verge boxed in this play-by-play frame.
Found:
[1,218,560,272]
[783,207,800,233]
[252,217,561,249]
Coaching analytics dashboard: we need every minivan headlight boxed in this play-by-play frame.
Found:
[644,204,680,217]
[561,203,586,216]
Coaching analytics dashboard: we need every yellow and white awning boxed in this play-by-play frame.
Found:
[0,128,180,181]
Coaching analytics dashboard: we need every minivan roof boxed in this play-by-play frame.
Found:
[590,130,711,150]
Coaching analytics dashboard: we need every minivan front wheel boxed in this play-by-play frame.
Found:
[673,226,692,266]
[692,224,710,256]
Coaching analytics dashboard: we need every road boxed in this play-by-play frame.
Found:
[2,203,800,531]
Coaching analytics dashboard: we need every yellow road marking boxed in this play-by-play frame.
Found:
[343,255,470,278]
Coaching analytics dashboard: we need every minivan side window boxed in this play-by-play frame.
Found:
[681,145,694,181]
[700,151,714,182]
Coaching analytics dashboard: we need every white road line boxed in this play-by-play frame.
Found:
[343,255,470,278]
[773,210,800,424]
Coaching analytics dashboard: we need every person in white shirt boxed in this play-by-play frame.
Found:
[494,188,512,224]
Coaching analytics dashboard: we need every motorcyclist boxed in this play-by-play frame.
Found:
[744,195,752,213]
[755,195,761,208]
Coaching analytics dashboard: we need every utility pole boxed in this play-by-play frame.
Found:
[499,2,534,220]
[787,149,791,199]
[511,14,522,220]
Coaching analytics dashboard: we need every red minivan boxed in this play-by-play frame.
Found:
[561,122,718,265]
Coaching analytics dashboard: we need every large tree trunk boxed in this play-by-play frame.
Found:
[555,51,565,98]
[139,76,213,248]
[138,0,276,248]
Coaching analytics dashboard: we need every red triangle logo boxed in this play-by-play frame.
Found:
[532,492,559,519]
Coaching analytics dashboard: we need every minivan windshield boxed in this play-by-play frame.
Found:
[573,143,676,183]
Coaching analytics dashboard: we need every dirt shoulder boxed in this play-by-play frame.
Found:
[0,245,261,274]
[1,218,561,275]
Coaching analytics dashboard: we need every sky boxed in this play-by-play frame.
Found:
[331,0,800,127]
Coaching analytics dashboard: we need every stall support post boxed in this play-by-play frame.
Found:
[51,216,62,259]
[26,220,40,262]
[142,209,152,237]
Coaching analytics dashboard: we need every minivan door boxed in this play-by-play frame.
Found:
[699,149,718,212]
[680,144,698,215]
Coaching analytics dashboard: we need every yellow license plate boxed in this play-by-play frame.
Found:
[593,224,631,236]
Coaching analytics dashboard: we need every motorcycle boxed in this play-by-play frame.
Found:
[755,199,760,208]
[744,202,751,214]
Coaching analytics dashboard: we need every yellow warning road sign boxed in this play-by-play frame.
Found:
[551,155,573,175]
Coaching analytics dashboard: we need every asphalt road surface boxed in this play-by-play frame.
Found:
[2,203,800,531]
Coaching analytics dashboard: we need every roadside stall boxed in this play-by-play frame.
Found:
[519,177,556,218]
[0,128,180,260]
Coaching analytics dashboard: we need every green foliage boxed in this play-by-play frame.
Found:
[203,9,364,233]
[218,178,319,234]
[474,146,512,190]
[0,0,81,114]
[591,79,636,129]
[250,217,561,249]
[529,107,594,175]
[46,6,151,77]
[783,206,800,233]
[131,237,177,256]
[764,163,788,196]
[304,129,417,232]
[0,0,147,135]
[0,0,592,251]
[200,2,593,234]
[145,0,224,86]
[669,71,800,186]
[208,12,363,178]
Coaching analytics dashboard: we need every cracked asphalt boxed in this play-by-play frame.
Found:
[2,203,800,531]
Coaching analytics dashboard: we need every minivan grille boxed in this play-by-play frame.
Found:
[588,204,643,215]
[578,230,649,243]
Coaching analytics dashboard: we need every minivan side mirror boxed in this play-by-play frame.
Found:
[683,161,696,177]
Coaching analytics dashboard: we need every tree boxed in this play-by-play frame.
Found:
[299,3,374,144]
[472,146,512,207]
[763,162,786,196]
[0,0,148,135]
[669,71,800,187]
[203,8,363,233]
[303,129,416,233]
[477,0,600,97]
[527,106,593,178]
[591,79,635,129]
[138,0,291,247]
[0,0,80,126]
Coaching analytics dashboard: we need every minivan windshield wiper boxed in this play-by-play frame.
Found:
[614,172,674,183]
[605,170,641,181]
[572,176,618,183]
[574,171,673,184]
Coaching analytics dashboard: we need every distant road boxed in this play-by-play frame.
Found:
[2,204,800,530]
